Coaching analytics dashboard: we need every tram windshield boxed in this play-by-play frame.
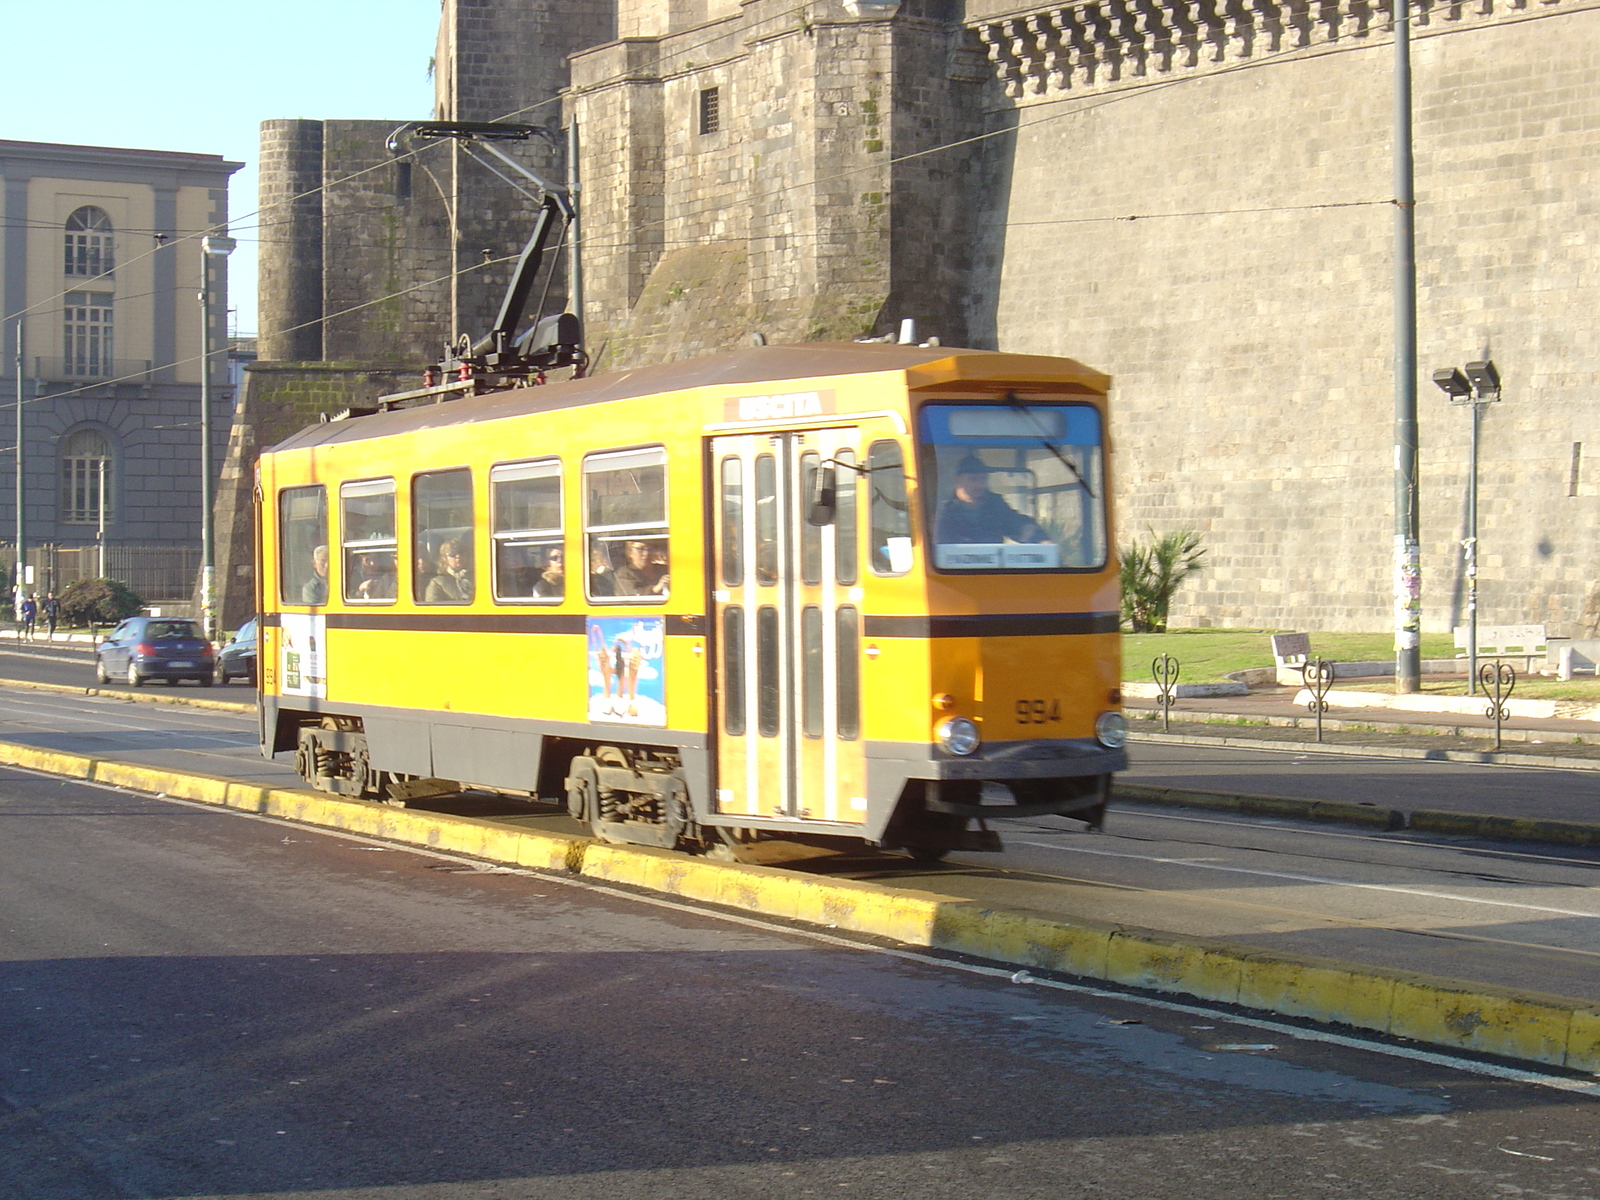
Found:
[919,401,1106,572]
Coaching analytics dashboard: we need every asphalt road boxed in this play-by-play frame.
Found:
[3,683,1599,1006]
[2,763,1596,1200]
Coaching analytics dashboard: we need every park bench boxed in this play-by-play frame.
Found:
[1271,633,1311,686]
[1454,624,1546,673]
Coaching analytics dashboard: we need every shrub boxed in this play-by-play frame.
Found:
[1120,529,1206,633]
[58,578,145,628]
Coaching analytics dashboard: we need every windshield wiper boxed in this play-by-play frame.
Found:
[1006,392,1096,499]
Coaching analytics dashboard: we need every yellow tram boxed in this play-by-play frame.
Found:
[256,342,1126,860]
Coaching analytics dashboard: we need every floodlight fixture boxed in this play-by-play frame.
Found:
[1463,359,1500,400]
[1432,367,1471,399]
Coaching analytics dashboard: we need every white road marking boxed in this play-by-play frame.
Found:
[5,759,1596,1099]
[1011,839,1600,918]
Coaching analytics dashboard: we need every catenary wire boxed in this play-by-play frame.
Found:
[0,2,814,332]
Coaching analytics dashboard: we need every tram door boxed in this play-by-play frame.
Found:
[710,429,867,825]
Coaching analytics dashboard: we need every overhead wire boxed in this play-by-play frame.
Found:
[562,0,1600,251]
[11,0,1592,371]
[0,2,814,333]
[7,252,519,410]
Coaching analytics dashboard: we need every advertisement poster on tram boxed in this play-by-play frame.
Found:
[279,613,326,699]
[587,617,665,726]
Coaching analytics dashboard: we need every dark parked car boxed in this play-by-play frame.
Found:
[95,617,216,687]
[215,617,257,685]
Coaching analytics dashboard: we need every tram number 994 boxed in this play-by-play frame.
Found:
[1015,698,1062,724]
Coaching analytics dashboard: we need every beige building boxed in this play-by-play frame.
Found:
[1,138,241,588]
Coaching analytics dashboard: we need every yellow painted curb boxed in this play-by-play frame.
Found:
[2,736,1595,1077]
[0,675,256,714]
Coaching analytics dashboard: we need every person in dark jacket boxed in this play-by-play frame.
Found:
[933,455,1044,544]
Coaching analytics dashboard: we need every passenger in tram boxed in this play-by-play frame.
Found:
[933,456,1045,545]
[588,547,616,597]
[534,546,565,598]
[424,539,473,602]
[353,552,396,601]
[613,538,670,597]
[301,545,330,605]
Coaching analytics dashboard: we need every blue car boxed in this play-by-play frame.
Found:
[215,617,257,685]
[95,617,217,687]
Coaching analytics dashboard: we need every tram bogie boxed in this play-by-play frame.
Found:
[256,342,1127,860]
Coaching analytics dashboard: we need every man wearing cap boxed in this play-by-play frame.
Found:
[934,455,1045,545]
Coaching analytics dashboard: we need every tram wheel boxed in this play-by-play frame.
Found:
[904,846,950,864]
[566,758,598,825]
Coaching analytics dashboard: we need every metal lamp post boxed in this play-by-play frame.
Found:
[1432,359,1500,694]
[12,318,23,618]
[198,234,236,640]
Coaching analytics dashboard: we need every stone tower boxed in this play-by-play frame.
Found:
[567,0,988,368]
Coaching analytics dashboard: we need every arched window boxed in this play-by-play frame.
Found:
[60,428,113,525]
[64,206,114,278]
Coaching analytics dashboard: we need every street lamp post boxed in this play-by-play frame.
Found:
[1432,359,1501,695]
[12,318,23,618]
[198,234,236,641]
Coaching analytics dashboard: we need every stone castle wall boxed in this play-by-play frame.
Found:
[568,0,987,370]
[965,0,1600,634]
[242,0,1600,638]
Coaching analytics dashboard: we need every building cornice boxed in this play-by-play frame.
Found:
[968,0,1583,100]
[0,138,242,179]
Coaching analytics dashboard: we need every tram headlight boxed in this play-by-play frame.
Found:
[936,717,981,756]
[1095,711,1128,749]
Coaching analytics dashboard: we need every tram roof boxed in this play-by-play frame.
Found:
[267,341,1109,454]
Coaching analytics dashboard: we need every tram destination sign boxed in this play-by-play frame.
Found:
[725,388,836,424]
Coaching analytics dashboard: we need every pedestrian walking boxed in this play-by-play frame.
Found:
[19,593,37,640]
[42,592,60,639]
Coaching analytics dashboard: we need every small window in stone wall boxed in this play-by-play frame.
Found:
[699,87,721,136]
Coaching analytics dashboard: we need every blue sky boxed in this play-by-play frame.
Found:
[0,0,442,336]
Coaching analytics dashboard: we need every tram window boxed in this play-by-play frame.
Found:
[413,468,475,604]
[754,453,778,586]
[836,605,860,740]
[867,440,913,576]
[279,486,328,606]
[801,604,824,738]
[756,605,780,738]
[585,447,669,602]
[834,448,858,586]
[491,459,564,603]
[919,401,1107,572]
[340,478,397,603]
[799,452,823,585]
[720,457,743,588]
[722,606,746,737]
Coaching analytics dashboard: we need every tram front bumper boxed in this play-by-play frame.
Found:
[866,737,1126,821]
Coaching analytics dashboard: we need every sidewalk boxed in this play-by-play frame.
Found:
[0,628,98,646]
[1129,682,1600,761]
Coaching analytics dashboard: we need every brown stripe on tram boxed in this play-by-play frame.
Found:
[863,612,1120,639]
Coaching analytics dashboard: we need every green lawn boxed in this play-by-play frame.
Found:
[1122,628,1458,684]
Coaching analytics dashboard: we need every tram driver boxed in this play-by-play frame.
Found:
[933,455,1046,545]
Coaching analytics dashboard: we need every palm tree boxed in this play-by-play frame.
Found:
[1120,529,1206,633]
